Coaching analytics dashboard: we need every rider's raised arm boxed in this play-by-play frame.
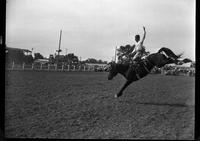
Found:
[132,46,136,53]
[141,26,146,45]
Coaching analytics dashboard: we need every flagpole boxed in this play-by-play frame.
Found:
[56,29,62,64]
[114,46,117,63]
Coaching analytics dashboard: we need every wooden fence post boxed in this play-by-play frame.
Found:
[40,63,43,70]
[22,62,25,70]
[62,65,64,71]
[68,65,70,71]
[12,61,15,70]
[55,64,57,70]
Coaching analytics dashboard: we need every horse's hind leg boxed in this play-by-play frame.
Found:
[165,57,178,65]
[158,56,177,67]
[115,80,132,98]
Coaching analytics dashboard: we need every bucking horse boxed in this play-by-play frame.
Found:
[106,47,192,98]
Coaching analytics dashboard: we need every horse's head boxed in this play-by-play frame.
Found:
[105,62,118,80]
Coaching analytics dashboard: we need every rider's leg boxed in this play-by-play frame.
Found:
[158,57,176,68]
[126,52,141,77]
[133,52,142,66]
[160,51,180,65]
[132,52,140,61]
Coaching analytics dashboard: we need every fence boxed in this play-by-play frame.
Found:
[5,62,195,76]
[5,62,102,72]
[148,66,195,77]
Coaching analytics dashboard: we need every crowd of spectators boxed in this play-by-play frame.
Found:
[160,65,195,76]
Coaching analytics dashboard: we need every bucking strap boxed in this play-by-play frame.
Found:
[141,60,150,73]
[143,63,150,73]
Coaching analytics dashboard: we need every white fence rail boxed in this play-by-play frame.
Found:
[6,62,99,72]
[6,62,195,76]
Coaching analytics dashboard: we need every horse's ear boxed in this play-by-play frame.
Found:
[111,61,116,66]
[107,61,113,65]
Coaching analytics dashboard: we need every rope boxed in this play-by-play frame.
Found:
[144,57,154,68]
[143,63,150,73]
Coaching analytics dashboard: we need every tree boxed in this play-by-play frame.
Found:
[85,58,98,63]
[34,53,44,60]
[49,54,55,64]
[117,44,149,64]
[81,58,107,64]
[23,55,34,64]
[117,44,135,64]
[66,53,79,65]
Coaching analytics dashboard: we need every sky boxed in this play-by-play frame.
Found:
[6,0,195,62]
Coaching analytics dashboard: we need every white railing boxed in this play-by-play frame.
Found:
[6,62,98,72]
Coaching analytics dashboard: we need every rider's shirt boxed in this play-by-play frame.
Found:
[135,41,143,51]
[131,41,145,61]
[133,41,144,52]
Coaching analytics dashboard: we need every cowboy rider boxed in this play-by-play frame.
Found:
[131,26,146,63]
[125,26,146,78]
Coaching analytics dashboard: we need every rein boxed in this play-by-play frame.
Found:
[142,63,150,73]
[141,57,154,73]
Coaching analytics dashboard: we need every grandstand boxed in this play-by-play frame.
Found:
[161,62,195,76]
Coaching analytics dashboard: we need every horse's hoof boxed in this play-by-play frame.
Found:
[115,93,122,98]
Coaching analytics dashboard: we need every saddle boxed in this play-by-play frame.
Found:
[129,59,142,75]
[129,58,142,68]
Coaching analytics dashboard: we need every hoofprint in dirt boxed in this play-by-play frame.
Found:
[5,71,194,139]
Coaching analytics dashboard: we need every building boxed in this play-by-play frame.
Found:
[33,59,49,65]
[6,47,33,64]
[6,47,32,55]
[85,63,107,68]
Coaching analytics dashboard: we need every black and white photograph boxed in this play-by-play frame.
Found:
[5,0,195,139]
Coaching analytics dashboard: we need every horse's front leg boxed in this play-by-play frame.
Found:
[115,80,133,98]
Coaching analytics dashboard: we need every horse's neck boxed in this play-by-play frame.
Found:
[115,64,129,75]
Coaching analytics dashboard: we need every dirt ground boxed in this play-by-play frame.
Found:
[5,71,195,139]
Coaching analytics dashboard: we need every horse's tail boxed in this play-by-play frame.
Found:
[158,47,182,60]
